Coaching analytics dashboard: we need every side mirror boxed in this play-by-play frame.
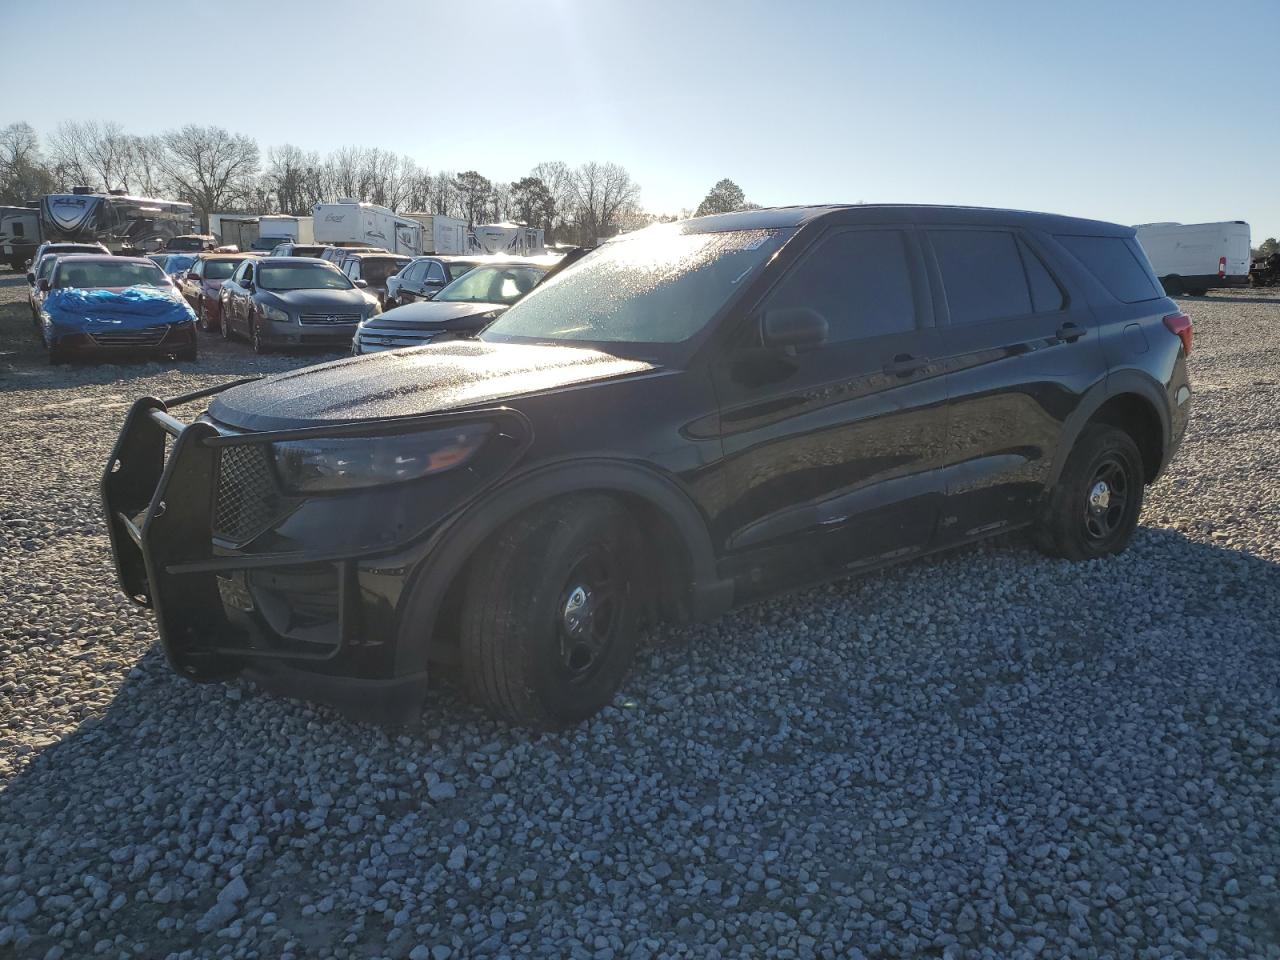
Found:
[38,278,50,292]
[354,278,368,288]
[761,307,827,352]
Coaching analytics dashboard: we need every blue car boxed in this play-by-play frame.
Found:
[38,255,198,364]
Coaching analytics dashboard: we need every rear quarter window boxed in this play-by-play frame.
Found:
[1056,235,1161,303]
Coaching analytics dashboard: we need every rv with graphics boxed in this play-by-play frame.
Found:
[313,200,422,255]
[0,205,41,270]
[40,188,197,255]
[1134,221,1251,295]
[470,222,546,256]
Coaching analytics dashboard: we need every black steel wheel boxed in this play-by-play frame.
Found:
[459,495,640,727]
[1034,424,1145,560]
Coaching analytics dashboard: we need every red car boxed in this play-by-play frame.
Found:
[178,252,259,332]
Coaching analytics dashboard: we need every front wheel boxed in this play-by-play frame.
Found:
[251,314,268,354]
[197,298,210,332]
[1034,425,1145,561]
[460,495,640,728]
[219,302,232,340]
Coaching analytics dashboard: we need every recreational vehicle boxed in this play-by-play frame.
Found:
[313,200,422,256]
[401,213,467,255]
[38,188,197,255]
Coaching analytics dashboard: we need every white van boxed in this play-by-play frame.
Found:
[1134,221,1251,295]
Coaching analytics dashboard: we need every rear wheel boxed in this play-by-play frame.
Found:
[1034,425,1145,561]
[1186,288,1207,297]
[197,298,211,332]
[1162,276,1183,296]
[219,302,232,340]
[460,495,640,728]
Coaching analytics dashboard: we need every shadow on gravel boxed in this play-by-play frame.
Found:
[1,526,1278,954]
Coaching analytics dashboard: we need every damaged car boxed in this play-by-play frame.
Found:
[102,206,1190,727]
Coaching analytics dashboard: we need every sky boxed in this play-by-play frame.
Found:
[3,0,1277,240]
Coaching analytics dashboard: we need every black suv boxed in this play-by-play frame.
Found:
[102,205,1191,727]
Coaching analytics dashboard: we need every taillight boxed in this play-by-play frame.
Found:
[1163,312,1192,355]
[1218,256,1226,279]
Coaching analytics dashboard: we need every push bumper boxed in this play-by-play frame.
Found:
[100,384,432,723]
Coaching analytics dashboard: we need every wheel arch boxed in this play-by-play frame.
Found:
[393,459,732,675]
[1048,372,1171,490]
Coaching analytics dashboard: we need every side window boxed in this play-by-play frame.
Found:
[425,262,446,283]
[1018,240,1064,313]
[764,229,918,343]
[235,261,251,285]
[189,261,203,280]
[1055,235,1160,303]
[345,261,359,280]
[929,229,1032,325]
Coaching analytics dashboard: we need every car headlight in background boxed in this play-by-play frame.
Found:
[271,423,493,493]
[260,304,290,324]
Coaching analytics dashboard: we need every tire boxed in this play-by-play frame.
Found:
[251,314,268,354]
[1162,276,1183,296]
[1186,289,1207,297]
[1034,424,1145,561]
[197,298,210,332]
[219,303,232,341]
[460,495,640,727]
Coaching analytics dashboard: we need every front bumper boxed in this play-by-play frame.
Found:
[353,328,442,354]
[101,386,529,722]
[261,317,360,348]
[53,321,196,360]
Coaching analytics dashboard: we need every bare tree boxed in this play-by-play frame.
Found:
[430,171,460,218]
[47,120,137,191]
[530,161,574,241]
[159,125,259,227]
[0,122,56,204]
[264,144,326,215]
[125,135,170,197]
[570,162,640,244]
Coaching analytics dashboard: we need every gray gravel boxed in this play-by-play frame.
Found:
[1,269,1278,959]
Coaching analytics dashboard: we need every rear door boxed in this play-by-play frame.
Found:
[925,226,1103,541]
[712,226,947,593]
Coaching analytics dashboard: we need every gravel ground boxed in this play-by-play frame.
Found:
[1,269,1277,960]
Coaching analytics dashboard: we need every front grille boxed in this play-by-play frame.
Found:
[89,325,169,346]
[213,445,282,543]
[298,313,360,325]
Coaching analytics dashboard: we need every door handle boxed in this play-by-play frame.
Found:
[1056,322,1087,343]
[884,353,927,377]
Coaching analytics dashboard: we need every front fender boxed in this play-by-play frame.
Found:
[392,458,733,676]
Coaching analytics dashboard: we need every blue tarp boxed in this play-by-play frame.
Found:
[43,286,196,339]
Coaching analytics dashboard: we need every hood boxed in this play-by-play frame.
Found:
[208,340,660,430]
[261,287,372,312]
[363,300,506,332]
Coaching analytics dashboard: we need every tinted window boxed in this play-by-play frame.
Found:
[766,230,917,342]
[426,262,447,283]
[930,229,1031,325]
[403,262,425,283]
[1056,235,1160,303]
[1018,240,1065,312]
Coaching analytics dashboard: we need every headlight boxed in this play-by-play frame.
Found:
[271,424,493,493]
[261,304,290,324]
[366,299,382,317]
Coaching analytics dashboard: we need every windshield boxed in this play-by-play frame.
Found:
[163,254,196,274]
[204,259,245,280]
[482,226,784,344]
[167,237,204,251]
[360,258,412,285]
[55,261,168,289]
[438,265,545,305]
[258,263,353,291]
